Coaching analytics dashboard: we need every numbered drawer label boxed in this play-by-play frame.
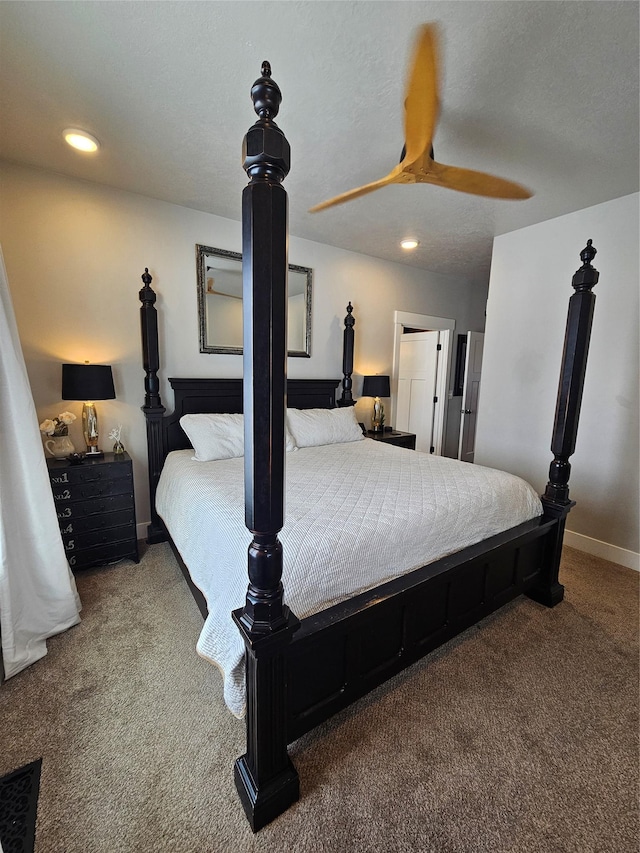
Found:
[53,488,73,502]
[56,493,134,520]
[67,538,139,570]
[53,478,132,503]
[59,508,135,536]
[62,523,136,551]
[49,461,132,487]
[50,471,70,485]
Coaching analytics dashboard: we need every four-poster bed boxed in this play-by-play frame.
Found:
[139,63,598,831]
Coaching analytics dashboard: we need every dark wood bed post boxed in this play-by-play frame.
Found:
[139,268,167,544]
[336,302,356,407]
[528,239,599,607]
[231,62,300,832]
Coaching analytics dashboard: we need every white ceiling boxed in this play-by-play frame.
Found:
[1,1,638,284]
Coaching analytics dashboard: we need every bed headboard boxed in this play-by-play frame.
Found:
[164,377,341,453]
[139,267,355,542]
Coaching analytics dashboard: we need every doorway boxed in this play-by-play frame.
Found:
[391,311,455,455]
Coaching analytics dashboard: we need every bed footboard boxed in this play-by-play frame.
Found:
[286,517,554,740]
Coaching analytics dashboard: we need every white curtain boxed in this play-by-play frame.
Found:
[0,246,81,679]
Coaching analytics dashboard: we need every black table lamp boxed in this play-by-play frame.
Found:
[62,363,116,456]
[362,374,390,433]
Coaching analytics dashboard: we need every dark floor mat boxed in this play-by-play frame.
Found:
[0,759,41,853]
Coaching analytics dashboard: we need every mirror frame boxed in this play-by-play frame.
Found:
[197,244,312,357]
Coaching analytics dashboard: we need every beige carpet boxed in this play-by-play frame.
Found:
[0,544,637,852]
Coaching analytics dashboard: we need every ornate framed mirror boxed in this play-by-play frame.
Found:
[197,245,312,357]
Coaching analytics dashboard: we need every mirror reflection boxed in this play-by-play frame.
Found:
[197,245,312,357]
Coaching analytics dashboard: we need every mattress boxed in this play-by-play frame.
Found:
[156,440,542,716]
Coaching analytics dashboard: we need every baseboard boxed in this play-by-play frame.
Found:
[564,529,639,572]
[137,522,149,542]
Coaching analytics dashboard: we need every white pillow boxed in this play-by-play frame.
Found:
[286,406,364,448]
[180,413,296,461]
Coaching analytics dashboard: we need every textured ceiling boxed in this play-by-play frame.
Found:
[1,1,638,284]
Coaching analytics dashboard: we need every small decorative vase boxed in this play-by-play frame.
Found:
[113,440,125,456]
[45,435,75,459]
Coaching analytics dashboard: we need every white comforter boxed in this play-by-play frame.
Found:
[156,440,542,716]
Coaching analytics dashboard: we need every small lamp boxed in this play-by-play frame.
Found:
[62,363,116,456]
[362,375,390,433]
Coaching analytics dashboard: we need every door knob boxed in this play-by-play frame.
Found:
[461,409,473,415]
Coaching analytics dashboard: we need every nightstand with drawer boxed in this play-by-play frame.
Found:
[47,452,139,570]
[366,430,417,450]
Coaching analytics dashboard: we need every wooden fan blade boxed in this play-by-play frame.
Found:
[426,160,532,199]
[309,164,404,212]
[402,23,440,165]
[310,22,530,212]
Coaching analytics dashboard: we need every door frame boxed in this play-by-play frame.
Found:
[392,311,455,455]
[458,330,485,462]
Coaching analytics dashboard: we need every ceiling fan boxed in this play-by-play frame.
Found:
[309,23,532,213]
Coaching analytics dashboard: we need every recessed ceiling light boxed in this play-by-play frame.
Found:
[63,128,100,153]
[400,239,419,250]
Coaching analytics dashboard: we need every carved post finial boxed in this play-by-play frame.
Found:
[250,60,281,121]
[572,239,599,293]
[244,62,290,184]
[139,267,155,304]
[580,239,596,266]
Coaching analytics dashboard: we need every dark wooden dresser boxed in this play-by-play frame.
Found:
[46,452,139,570]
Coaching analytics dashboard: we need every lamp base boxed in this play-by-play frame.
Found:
[82,402,103,458]
[371,397,385,433]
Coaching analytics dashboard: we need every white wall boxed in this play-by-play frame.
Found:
[476,193,639,569]
[0,162,486,534]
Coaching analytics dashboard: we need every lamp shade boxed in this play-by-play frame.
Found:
[362,375,390,398]
[62,364,115,401]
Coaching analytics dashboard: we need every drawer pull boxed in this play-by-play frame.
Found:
[80,472,106,483]
[84,487,107,497]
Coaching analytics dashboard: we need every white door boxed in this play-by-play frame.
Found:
[458,331,484,463]
[396,331,440,453]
